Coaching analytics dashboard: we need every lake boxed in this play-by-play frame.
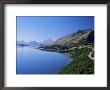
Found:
[16,46,71,74]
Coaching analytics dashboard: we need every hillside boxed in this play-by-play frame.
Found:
[54,29,93,47]
[59,47,94,74]
[38,29,94,74]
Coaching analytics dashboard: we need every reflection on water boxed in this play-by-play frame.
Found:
[16,46,71,74]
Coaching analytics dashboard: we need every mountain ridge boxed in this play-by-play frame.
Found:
[54,29,94,47]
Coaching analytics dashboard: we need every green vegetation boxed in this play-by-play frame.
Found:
[38,45,69,53]
[39,45,94,74]
[41,45,69,50]
[59,47,94,74]
[38,30,94,74]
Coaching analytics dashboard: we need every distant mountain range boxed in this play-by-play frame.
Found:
[17,29,94,48]
[42,39,54,45]
[17,40,39,47]
[17,39,55,47]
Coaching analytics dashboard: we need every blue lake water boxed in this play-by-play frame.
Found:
[16,46,71,74]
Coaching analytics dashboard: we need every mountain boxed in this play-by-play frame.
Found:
[17,40,28,45]
[43,39,54,45]
[17,40,21,44]
[54,29,94,47]
[28,41,39,47]
[17,40,39,47]
[86,31,94,43]
[38,39,55,47]
[28,41,38,45]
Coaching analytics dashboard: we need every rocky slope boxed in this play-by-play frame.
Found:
[54,29,94,47]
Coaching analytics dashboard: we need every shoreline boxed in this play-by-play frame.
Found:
[36,47,94,74]
[37,48,74,61]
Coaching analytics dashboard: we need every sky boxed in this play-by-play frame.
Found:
[17,16,94,42]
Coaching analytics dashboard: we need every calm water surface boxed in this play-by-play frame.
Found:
[16,46,71,74]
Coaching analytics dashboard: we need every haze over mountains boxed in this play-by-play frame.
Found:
[17,29,94,48]
[17,39,55,47]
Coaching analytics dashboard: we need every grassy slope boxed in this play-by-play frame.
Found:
[59,47,94,74]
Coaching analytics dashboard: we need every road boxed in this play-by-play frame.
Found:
[88,48,94,60]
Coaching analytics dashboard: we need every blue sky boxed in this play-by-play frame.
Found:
[17,16,94,42]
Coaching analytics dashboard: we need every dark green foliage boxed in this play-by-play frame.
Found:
[39,45,69,52]
[40,45,68,49]
[59,48,94,74]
